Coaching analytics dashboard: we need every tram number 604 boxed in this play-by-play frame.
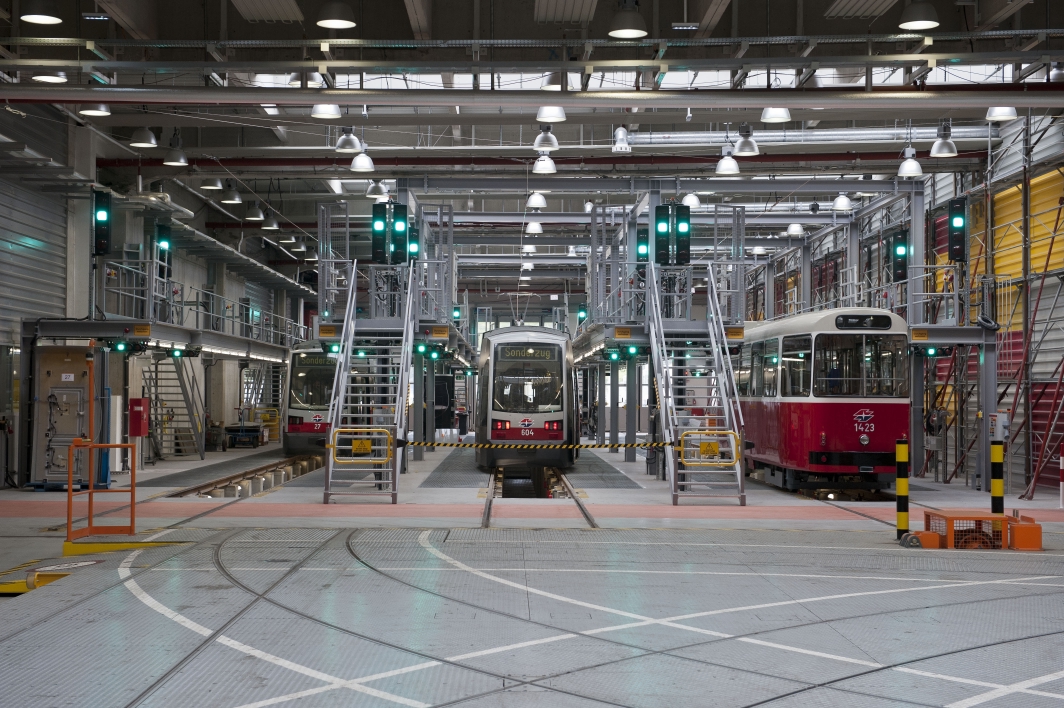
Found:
[854,423,874,432]
[521,429,535,436]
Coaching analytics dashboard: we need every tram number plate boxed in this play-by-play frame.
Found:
[699,442,720,457]
[854,423,875,432]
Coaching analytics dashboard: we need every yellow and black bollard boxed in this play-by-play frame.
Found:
[896,439,909,540]
[990,440,1004,514]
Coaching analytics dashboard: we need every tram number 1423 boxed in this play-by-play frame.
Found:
[854,422,875,433]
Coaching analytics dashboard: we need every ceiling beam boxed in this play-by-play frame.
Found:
[96,0,158,40]
[691,0,732,40]
[975,0,1035,31]
[404,0,433,40]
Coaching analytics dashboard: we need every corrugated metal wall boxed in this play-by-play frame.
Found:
[0,106,70,344]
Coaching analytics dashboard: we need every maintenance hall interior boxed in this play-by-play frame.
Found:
[1,1,1064,706]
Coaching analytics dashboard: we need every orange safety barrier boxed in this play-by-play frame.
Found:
[903,510,1042,551]
[64,346,139,542]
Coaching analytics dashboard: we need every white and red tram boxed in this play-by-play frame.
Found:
[734,308,910,491]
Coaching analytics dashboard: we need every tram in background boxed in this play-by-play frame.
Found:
[283,340,336,454]
[474,327,578,471]
[734,308,910,491]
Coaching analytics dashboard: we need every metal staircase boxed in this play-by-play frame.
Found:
[323,263,416,504]
[141,355,205,460]
[646,262,745,505]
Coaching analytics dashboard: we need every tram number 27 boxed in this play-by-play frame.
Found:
[854,423,874,432]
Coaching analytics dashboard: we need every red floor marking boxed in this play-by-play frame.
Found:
[210,503,483,518]
[491,504,583,519]
[586,504,876,519]
[0,500,129,517]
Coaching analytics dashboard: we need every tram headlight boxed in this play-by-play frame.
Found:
[859,434,870,446]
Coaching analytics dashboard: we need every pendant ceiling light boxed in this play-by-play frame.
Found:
[335,127,362,153]
[365,180,388,198]
[540,71,565,91]
[162,129,188,167]
[261,210,279,230]
[760,107,791,123]
[734,122,759,156]
[316,1,356,29]
[220,180,242,204]
[291,241,307,252]
[832,193,853,212]
[350,153,375,172]
[681,193,701,209]
[985,106,1018,122]
[200,178,223,191]
[288,72,325,88]
[786,223,804,237]
[32,71,67,83]
[78,104,110,117]
[536,106,567,123]
[526,221,543,234]
[532,128,559,152]
[526,192,547,210]
[612,127,631,154]
[608,0,648,39]
[533,153,556,174]
[522,244,537,253]
[930,121,958,158]
[245,200,265,221]
[311,104,342,119]
[898,0,939,30]
[898,157,923,178]
[584,200,595,213]
[129,127,158,149]
[21,0,62,24]
[716,145,739,176]
[1050,63,1064,83]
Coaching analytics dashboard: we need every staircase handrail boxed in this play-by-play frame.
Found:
[705,266,744,434]
[390,264,418,484]
[645,262,677,482]
[325,260,358,433]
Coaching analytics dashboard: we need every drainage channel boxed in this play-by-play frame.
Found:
[166,454,323,498]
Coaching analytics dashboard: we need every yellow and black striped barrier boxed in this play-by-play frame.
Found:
[896,438,909,540]
[990,440,1004,514]
[398,440,673,450]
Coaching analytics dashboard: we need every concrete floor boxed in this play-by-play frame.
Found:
[2,439,1063,706]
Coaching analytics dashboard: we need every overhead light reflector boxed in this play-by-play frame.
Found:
[526,192,547,210]
[898,0,939,30]
[350,153,375,172]
[21,0,62,24]
[608,0,648,39]
[316,1,357,29]
[533,154,556,174]
[760,107,791,123]
[311,104,342,119]
[536,106,567,123]
[985,106,1018,122]
[78,104,110,117]
[129,127,158,149]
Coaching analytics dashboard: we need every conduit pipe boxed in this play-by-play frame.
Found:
[627,125,997,146]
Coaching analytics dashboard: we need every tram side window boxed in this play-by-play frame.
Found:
[750,341,765,396]
[762,338,778,397]
[813,335,862,396]
[864,334,910,397]
[781,335,812,397]
[735,344,751,396]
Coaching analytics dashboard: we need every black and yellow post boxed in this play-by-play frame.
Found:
[990,440,1004,514]
[896,439,909,540]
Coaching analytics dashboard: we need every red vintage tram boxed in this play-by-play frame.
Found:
[734,308,910,491]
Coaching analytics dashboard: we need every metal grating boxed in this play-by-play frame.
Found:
[534,0,598,24]
[823,0,899,19]
[231,0,303,23]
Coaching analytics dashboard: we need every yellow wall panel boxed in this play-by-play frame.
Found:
[992,169,1064,281]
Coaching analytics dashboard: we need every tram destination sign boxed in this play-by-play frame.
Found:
[498,345,557,361]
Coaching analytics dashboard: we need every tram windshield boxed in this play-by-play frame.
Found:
[492,343,564,413]
[813,334,909,397]
[289,352,335,409]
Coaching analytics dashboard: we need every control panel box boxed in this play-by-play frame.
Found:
[30,346,93,486]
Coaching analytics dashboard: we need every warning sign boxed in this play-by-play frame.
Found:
[133,324,151,337]
[351,439,372,455]
[318,324,338,338]
[699,441,720,457]
[614,327,631,339]
[430,326,449,339]
[725,327,744,340]
[911,329,928,341]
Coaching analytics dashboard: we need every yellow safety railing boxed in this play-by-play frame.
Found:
[253,407,281,442]
[327,427,394,464]
[678,430,742,468]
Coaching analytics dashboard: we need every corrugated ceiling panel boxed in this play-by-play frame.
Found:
[824,0,898,19]
[231,0,303,23]
[534,0,598,24]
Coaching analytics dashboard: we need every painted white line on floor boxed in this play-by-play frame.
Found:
[446,633,577,661]
[142,529,178,542]
[375,567,969,584]
[736,638,883,667]
[946,668,1064,707]
[118,550,431,708]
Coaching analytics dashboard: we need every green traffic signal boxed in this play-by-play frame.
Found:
[895,244,907,256]
[453,308,461,319]
[577,308,587,320]
[96,210,108,222]
[416,343,427,354]
[168,348,183,358]
[951,216,964,228]
[373,219,385,232]
[394,220,406,233]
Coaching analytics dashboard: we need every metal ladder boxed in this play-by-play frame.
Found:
[142,355,205,460]
[324,263,415,504]
[646,262,745,505]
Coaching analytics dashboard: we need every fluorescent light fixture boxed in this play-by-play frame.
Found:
[608,0,648,38]
[672,21,698,30]
[520,276,532,281]
[32,71,67,83]
[532,154,556,174]
[760,107,791,123]
[78,104,110,117]
[316,1,356,29]
[898,0,939,30]
[311,104,342,119]
[985,106,1018,122]
[526,192,547,210]
[129,127,158,148]
[681,193,701,209]
[536,106,567,123]
[350,153,375,172]
[752,246,767,255]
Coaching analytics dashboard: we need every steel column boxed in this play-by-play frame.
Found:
[412,353,424,461]
[596,365,606,446]
[609,360,619,453]
[426,360,436,451]
[908,187,926,473]
[625,361,639,462]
